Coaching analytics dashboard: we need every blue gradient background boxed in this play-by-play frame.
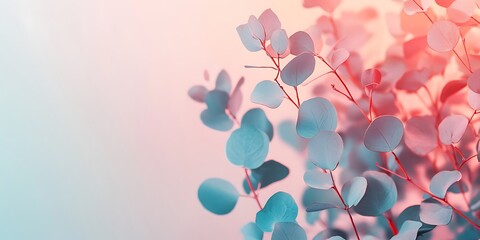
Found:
[0,0,389,239]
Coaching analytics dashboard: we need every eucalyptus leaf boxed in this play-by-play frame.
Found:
[353,171,398,216]
[272,222,307,240]
[198,178,239,215]
[256,192,298,232]
[297,97,337,138]
[226,126,269,169]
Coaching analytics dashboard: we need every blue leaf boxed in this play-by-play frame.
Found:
[390,220,422,240]
[341,177,367,207]
[272,222,307,240]
[353,171,398,216]
[226,126,269,169]
[303,169,333,189]
[271,29,289,55]
[308,131,344,170]
[200,90,233,131]
[204,90,230,113]
[297,97,338,138]
[429,170,462,198]
[236,24,262,52]
[313,229,348,240]
[281,53,316,86]
[242,108,274,141]
[251,80,284,108]
[198,178,239,215]
[306,211,320,225]
[243,160,290,193]
[241,222,264,240]
[256,192,298,232]
[278,120,308,151]
[306,202,339,212]
[200,110,233,131]
[397,205,436,235]
[302,188,343,208]
[215,70,232,93]
[327,237,346,240]
[419,199,453,225]
[188,85,209,103]
[364,115,404,152]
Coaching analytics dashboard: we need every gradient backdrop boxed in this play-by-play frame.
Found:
[0,0,396,239]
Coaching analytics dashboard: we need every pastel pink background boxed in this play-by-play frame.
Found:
[0,0,399,239]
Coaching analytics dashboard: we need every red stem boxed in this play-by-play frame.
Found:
[244,168,262,210]
[329,171,361,240]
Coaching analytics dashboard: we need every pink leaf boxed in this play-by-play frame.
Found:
[395,68,430,92]
[440,79,467,102]
[289,31,315,55]
[328,48,350,70]
[203,70,209,81]
[447,0,476,23]
[405,116,438,156]
[361,68,382,90]
[377,57,406,92]
[303,0,341,12]
[404,0,430,15]
[467,69,480,93]
[438,115,468,145]
[258,9,281,40]
[228,77,245,115]
[436,0,455,7]
[468,89,480,110]
[306,26,324,54]
[248,15,265,42]
[427,20,460,53]
[403,36,427,58]
[271,29,289,55]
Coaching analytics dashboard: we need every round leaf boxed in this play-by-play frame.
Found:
[429,170,462,198]
[361,68,382,89]
[198,178,239,215]
[241,108,274,141]
[306,202,339,212]
[303,0,341,12]
[243,160,289,193]
[397,205,436,235]
[440,79,467,102]
[296,97,338,138]
[188,85,208,102]
[248,15,265,42]
[241,222,264,240]
[272,222,307,240]
[237,24,262,52]
[271,29,289,55]
[258,9,281,40]
[419,200,453,225]
[201,90,233,131]
[427,20,459,53]
[364,115,404,152]
[467,69,480,93]
[308,131,344,170]
[341,176,368,207]
[438,115,468,145]
[353,171,398,216]
[251,80,284,108]
[404,116,438,156]
[281,53,316,86]
[289,31,315,55]
[391,220,422,240]
[468,89,480,110]
[226,126,269,169]
[215,70,232,93]
[304,169,333,189]
[329,48,350,70]
[256,192,298,232]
